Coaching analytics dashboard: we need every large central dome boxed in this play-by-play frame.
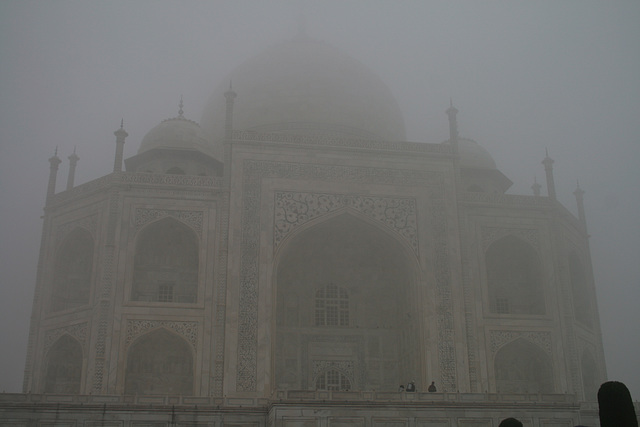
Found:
[201,35,406,149]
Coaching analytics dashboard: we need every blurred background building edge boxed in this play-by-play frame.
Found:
[2,34,634,426]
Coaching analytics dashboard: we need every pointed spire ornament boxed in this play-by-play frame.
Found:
[542,148,556,200]
[113,119,128,172]
[574,180,587,230]
[531,176,541,197]
[178,95,184,118]
[47,147,62,202]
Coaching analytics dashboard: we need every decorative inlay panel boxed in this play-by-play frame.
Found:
[237,159,454,392]
[481,226,539,252]
[274,191,418,254]
[44,322,88,352]
[134,208,203,234]
[126,320,198,349]
[490,330,552,356]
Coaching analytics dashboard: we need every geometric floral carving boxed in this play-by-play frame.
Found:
[134,208,203,235]
[481,226,539,252]
[126,319,198,349]
[274,191,418,254]
[44,322,88,353]
[490,330,552,357]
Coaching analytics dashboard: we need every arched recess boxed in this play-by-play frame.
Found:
[124,328,194,395]
[44,334,83,393]
[132,217,199,303]
[485,235,545,315]
[581,349,598,401]
[494,338,553,393]
[51,227,94,312]
[274,211,420,392]
[569,252,593,328]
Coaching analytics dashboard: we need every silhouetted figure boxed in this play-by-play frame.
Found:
[428,381,437,392]
[406,381,416,392]
[398,384,405,392]
[597,381,638,427]
[498,418,523,427]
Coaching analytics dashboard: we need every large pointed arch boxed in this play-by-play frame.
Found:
[124,328,194,395]
[43,334,83,393]
[494,338,553,393]
[51,227,94,312]
[132,217,199,303]
[485,235,545,315]
[274,211,421,392]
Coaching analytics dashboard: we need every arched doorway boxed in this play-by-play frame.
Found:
[275,213,419,391]
[44,335,83,393]
[494,338,553,393]
[125,328,194,395]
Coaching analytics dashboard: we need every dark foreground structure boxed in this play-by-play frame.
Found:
[1,33,622,426]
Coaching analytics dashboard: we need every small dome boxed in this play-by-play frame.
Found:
[138,115,211,155]
[201,36,406,149]
[457,137,497,170]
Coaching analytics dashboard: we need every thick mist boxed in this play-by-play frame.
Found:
[0,1,638,397]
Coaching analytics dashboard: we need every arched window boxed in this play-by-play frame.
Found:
[132,218,199,303]
[315,284,349,327]
[44,335,82,393]
[315,369,351,391]
[486,235,545,315]
[570,253,593,328]
[495,338,553,394]
[51,228,94,312]
[125,329,194,395]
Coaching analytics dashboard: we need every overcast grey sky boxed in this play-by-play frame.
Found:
[1,1,638,397]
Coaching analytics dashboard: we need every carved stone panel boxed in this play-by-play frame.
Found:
[274,191,418,255]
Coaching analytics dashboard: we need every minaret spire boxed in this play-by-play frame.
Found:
[446,100,459,154]
[178,95,184,118]
[531,175,541,197]
[573,180,587,231]
[542,148,556,200]
[46,147,62,203]
[66,146,79,190]
[113,119,128,172]
[224,82,237,141]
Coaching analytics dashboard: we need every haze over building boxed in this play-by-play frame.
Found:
[2,25,617,425]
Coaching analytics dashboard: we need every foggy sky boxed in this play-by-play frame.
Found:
[1,1,638,397]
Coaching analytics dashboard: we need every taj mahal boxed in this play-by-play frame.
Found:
[1,32,609,426]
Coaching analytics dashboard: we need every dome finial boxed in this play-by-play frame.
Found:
[178,95,184,118]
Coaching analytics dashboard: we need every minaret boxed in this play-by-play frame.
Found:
[113,119,128,172]
[531,176,541,197]
[446,99,459,154]
[224,82,237,140]
[46,147,62,203]
[542,148,556,200]
[573,180,587,231]
[66,147,79,190]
